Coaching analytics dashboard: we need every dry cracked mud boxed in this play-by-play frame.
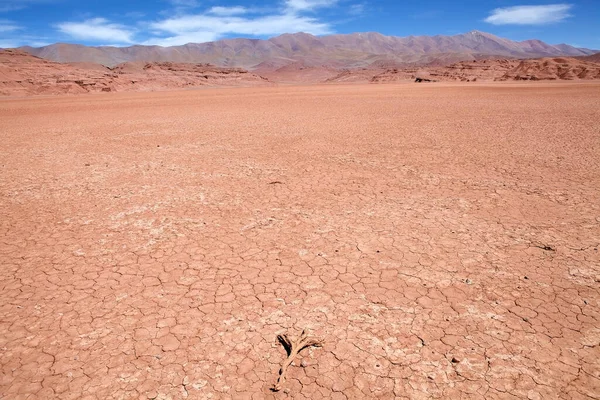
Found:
[1,82,599,399]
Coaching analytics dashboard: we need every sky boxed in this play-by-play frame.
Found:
[0,0,598,49]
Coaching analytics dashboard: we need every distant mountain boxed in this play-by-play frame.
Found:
[578,52,600,63]
[18,31,597,69]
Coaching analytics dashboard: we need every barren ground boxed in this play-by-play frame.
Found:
[1,82,599,399]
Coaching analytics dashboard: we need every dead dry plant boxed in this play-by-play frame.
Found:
[272,329,323,392]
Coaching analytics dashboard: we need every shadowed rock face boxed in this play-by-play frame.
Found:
[0,50,271,96]
[17,31,598,69]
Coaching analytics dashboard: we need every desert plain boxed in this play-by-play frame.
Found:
[1,82,599,399]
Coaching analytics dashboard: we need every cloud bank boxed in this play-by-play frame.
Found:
[49,0,345,47]
[145,0,338,46]
[485,4,572,25]
[57,18,135,44]
[0,19,20,32]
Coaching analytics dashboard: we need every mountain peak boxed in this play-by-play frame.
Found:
[282,32,316,38]
[464,30,498,38]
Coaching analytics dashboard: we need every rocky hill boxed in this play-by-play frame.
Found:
[496,57,600,81]
[0,50,271,96]
[326,57,600,83]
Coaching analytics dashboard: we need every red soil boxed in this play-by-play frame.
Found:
[255,61,340,84]
[1,82,599,398]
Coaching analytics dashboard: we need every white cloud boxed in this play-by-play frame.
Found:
[48,1,339,47]
[57,18,134,43]
[0,1,30,12]
[285,0,338,12]
[0,4,21,12]
[485,4,572,25]
[168,0,199,7]
[0,37,49,48]
[208,6,248,16]
[348,3,365,16]
[152,14,331,36]
[0,19,20,32]
[145,6,334,46]
[0,40,18,48]
[0,0,54,13]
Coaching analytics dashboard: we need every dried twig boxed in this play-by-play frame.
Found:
[272,329,323,392]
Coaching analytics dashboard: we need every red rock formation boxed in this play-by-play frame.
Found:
[326,57,600,83]
[496,57,600,81]
[0,49,271,96]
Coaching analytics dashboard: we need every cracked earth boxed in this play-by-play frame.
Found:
[1,82,599,399]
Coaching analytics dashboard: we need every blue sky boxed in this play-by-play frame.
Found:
[0,0,598,49]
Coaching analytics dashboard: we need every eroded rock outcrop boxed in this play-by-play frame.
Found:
[0,50,271,96]
[496,57,600,81]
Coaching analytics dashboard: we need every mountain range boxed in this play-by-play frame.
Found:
[20,31,597,70]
